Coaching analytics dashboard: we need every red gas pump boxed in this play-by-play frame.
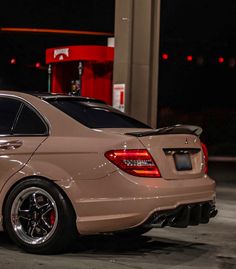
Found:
[45,45,114,105]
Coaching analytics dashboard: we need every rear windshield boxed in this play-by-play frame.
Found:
[47,99,150,129]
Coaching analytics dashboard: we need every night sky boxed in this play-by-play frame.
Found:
[161,0,236,45]
[0,0,114,32]
[1,0,236,42]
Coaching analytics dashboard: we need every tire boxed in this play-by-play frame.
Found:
[3,178,78,254]
[115,226,152,238]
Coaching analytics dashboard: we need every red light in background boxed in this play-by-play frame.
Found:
[162,53,169,60]
[218,57,224,63]
[35,62,41,68]
[186,55,193,61]
[10,58,16,64]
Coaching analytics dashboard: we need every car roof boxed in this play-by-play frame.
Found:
[31,92,107,104]
[0,89,106,104]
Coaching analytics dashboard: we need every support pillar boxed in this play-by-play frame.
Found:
[113,0,161,128]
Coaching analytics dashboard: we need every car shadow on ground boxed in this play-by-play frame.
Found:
[0,232,19,251]
[0,231,207,255]
[70,233,207,256]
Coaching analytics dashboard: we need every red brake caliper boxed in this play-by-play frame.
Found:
[50,210,56,226]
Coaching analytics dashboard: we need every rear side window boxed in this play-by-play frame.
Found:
[14,105,47,135]
[48,99,150,129]
[0,96,47,136]
[0,97,21,135]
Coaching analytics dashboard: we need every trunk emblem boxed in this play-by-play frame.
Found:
[185,138,188,144]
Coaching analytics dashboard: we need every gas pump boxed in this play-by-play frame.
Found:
[69,61,83,96]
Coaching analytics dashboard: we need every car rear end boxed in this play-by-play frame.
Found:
[103,125,217,231]
[41,96,217,233]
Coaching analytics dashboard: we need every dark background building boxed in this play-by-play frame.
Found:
[158,0,236,156]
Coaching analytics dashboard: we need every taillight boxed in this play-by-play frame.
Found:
[105,149,161,177]
[201,142,208,174]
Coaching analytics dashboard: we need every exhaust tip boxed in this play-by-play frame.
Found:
[145,215,168,228]
[210,209,218,218]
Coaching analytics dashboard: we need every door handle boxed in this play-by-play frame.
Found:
[0,140,23,150]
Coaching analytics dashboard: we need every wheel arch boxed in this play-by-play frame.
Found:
[1,175,77,230]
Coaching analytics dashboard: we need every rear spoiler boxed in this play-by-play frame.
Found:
[125,124,203,137]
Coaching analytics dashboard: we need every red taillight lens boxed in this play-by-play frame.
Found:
[201,142,208,174]
[105,149,161,177]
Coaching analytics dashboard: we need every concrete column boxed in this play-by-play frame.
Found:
[113,0,161,128]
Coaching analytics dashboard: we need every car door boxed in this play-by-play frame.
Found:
[0,96,48,191]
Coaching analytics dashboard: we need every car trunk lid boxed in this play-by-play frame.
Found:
[125,125,205,180]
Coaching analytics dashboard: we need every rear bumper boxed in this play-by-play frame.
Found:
[143,201,218,229]
[68,172,216,234]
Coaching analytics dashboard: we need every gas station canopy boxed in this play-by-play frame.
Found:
[46,45,114,64]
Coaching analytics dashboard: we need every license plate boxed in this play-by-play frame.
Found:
[174,153,192,171]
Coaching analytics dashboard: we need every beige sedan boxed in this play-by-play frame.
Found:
[0,91,217,254]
